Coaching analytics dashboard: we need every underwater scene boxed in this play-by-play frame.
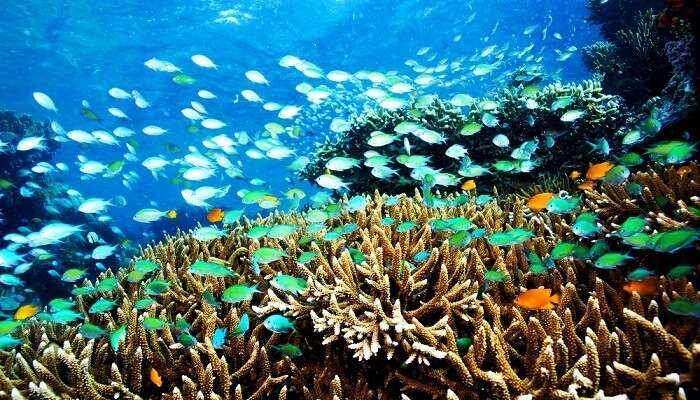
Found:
[0,0,698,398]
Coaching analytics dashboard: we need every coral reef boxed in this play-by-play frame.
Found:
[0,111,135,314]
[300,81,624,195]
[1,163,698,399]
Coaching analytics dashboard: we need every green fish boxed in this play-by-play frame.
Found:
[247,226,271,239]
[667,298,700,318]
[172,74,196,85]
[268,224,298,239]
[263,314,295,333]
[89,299,116,314]
[134,298,156,310]
[142,317,168,330]
[460,122,482,136]
[110,325,126,352]
[51,310,83,324]
[252,247,288,264]
[306,223,326,234]
[396,221,418,233]
[271,274,308,294]
[79,323,107,339]
[348,248,366,264]
[61,268,87,283]
[594,253,632,269]
[572,212,598,237]
[447,217,473,231]
[380,217,396,226]
[96,277,118,292]
[233,313,249,336]
[0,320,23,335]
[649,229,699,253]
[667,265,695,279]
[178,332,197,347]
[484,270,505,282]
[618,216,646,237]
[127,270,147,283]
[189,260,236,278]
[449,230,471,248]
[202,289,219,308]
[221,284,259,303]
[134,259,160,274]
[0,335,23,350]
[298,235,315,246]
[602,165,630,185]
[81,106,101,121]
[456,337,474,352]
[297,251,320,264]
[627,268,655,281]
[551,242,588,260]
[71,286,96,296]
[622,232,652,249]
[48,298,75,311]
[174,317,191,332]
[546,196,579,214]
[614,152,644,166]
[145,279,171,296]
[273,343,303,358]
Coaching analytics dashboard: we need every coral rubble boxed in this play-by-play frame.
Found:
[1,165,698,398]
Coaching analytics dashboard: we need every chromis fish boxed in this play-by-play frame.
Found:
[594,253,632,269]
[667,265,695,279]
[668,297,700,318]
[263,314,295,333]
[618,216,647,237]
[221,284,259,303]
[270,274,308,294]
[145,279,171,295]
[627,267,655,281]
[572,212,598,237]
[233,313,250,336]
[110,325,126,352]
[142,317,168,330]
[252,247,287,263]
[546,196,579,214]
[189,260,235,278]
[649,228,698,252]
[79,323,107,339]
[274,343,303,358]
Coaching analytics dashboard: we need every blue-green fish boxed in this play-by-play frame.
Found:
[572,212,598,237]
[546,196,579,214]
[79,323,107,339]
[271,274,308,294]
[594,253,632,269]
[221,284,259,303]
[212,327,227,349]
[649,229,699,253]
[263,314,295,333]
[89,299,116,314]
[145,279,171,295]
[189,260,236,278]
[110,325,126,352]
[233,313,249,336]
[618,216,646,237]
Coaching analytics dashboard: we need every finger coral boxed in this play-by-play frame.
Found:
[0,179,697,399]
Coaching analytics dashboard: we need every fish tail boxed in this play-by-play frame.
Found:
[550,293,560,305]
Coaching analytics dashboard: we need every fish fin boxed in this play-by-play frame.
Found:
[550,293,560,305]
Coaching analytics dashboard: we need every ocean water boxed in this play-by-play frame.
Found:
[1,0,699,398]
[0,0,599,242]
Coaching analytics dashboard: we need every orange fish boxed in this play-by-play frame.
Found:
[577,180,595,191]
[623,277,659,296]
[207,208,225,223]
[149,367,162,387]
[569,170,581,180]
[14,304,39,320]
[586,161,614,181]
[527,192,553,211]
[165,210,177,219]
[461,180,476,191]
[514,288,560,310]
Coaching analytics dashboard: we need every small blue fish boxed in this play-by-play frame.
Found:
[212,327,227,349]
[263,314,295,333]
[233,313,250,336]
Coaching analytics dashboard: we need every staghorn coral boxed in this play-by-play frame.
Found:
[0,178,698,399]
[301,81,625,196]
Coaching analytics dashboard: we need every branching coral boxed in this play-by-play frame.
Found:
[1,170,697,398]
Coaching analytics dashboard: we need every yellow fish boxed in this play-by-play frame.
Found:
[526,192,553,211]
[461,179,476,191]
[586,161,614,181]
[14,304,40,320]
[514,288,560,310]
[149,367,162,387]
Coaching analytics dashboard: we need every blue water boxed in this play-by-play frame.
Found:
[0,0,599,245]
